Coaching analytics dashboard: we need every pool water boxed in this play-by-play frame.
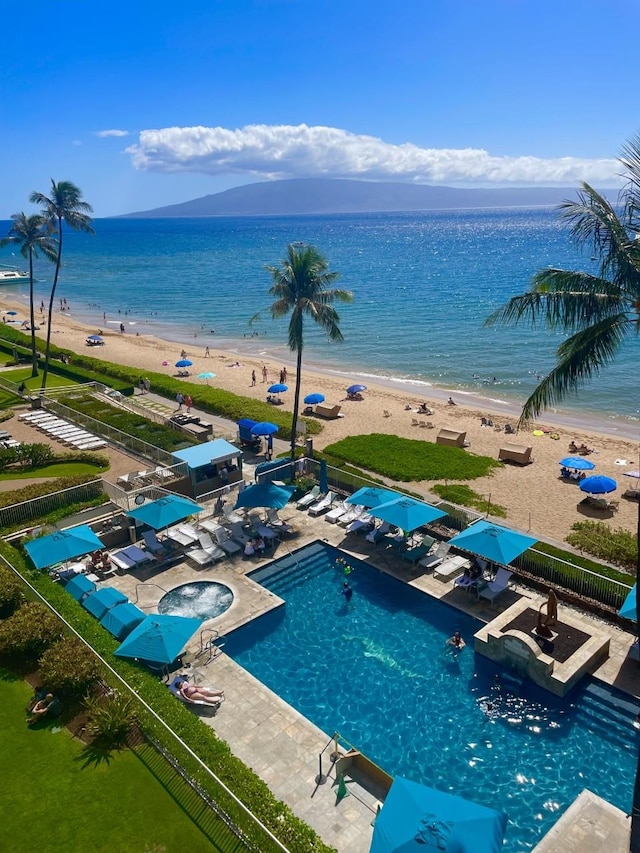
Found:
[223,542,639,852]
[158,581,234,621]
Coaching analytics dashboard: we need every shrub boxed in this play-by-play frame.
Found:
[432,483,507,518]
[0,602,63,661]
[39,637,102,695]
[0,474,104,509]
[84,691,137,748]
[0,563,25,617]
[566,520,638,571]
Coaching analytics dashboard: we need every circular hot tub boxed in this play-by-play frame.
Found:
[158,581,234,621]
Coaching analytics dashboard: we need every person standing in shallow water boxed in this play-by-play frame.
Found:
[341,581,353,602]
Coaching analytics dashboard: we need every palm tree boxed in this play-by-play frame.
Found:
[0,214,57,377]
[265,244,352,462]
[486,134,640,851]
[29,180,94,390]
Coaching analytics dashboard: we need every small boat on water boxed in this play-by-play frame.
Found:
[0,266,29,282]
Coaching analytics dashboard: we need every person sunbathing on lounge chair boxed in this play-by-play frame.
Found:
[179,682,225,706]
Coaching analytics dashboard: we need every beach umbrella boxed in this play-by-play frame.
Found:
[86,334,103,343]
[304,393,325,405]
[346,384,367,394]
[126,495,203,530]
[6,310,17,316]
[319,459,328,493]
[624,470,640,479]
[370,777,507,853]
[82,587,128,620]
[250,422,279,437]
[175,359,193,368]
[114,614,201,665]
[99,602,146,640]
[579,475,617,495]
[24,524,104,570]
[268,383,288,394]
[619,585,636,621]
[448,520,537,565]
[64,574,97,602]
[197,371,216,383]
[346,486,399,508]
[559,456,595,471]
[369,496,446,532]
[234,482,295,510]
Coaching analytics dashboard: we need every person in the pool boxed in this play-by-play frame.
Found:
[447,631,465,650]
[341,581,353,602]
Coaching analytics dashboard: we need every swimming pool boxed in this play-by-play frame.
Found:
[158,581,234,621]
[223,541,638,852]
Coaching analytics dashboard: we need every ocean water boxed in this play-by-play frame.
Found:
[2,209,639,429]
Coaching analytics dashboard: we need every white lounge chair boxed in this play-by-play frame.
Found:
[196,532,226,562]
[346,513,373,534]
[433,554,471,580]
[338,504,364,527]
[366,521,391,543]
[325,500,350,524]
[417,542,450,571]
[478,568,514,603]
[308,491,335,517]
[296,485,321,509]
[222,504,245,524]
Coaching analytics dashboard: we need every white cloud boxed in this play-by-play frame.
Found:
[95,129,129,138]
[124,123,621,185]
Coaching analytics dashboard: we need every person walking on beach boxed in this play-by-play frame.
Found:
[282,366,287,383]
[204,346,210,358]
[184,394,193,413]
[262,364,268,383]
[251,369,256,386]
[120,322,125,334]
[176,392,184,410]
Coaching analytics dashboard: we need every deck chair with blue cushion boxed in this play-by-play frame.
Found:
[478,568,513,603]
[401,534,437,564]
[142,530,165,555]
[366,521,391,544]
[296,485,321,509]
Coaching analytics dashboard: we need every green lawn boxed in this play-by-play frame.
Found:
[0,673,244,853]
[2,367,78,389]
[0,461,107,481]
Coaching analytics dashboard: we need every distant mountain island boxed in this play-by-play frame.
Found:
[120,178,612,218]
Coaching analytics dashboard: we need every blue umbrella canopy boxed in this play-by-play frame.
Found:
[304,393,325,405]
[559,456,596,471]
[175,359,193,368]
[87,334,103,342]
[370,497,446,532]
[64,574,97,601]
[250,421,279,436]
[346,384,367,394]
[127,495,203,530]
[24,524,104,570]
[114,614,201,665]
[100,602,146,640]
[82,587,128,620]
[268,383,288,393]
[619,585,636,621]
[449,520,537,565]
[197,371,216,381]
[371,777,507,853]
[346,486,399,508]
[579,475,617,495]
[235,482,295,510]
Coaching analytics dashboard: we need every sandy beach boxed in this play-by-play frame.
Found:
[2,295,638,549]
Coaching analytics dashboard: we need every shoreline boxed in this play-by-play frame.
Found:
[1,293,639,545]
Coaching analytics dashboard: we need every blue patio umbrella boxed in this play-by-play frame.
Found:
[24,524,104,570]
[579,475,617,495]
[6,310,17,316]
[175,359,193,368]
[619,585,636,621]
[250,422,279,436]
[87,334,103,342]
[82,587,128,619]
[319,459,328,493]
[197,371,216,383]
[304,393,325,405]
[114,614,201,665]
[126,495,203,530]
[346,486,399,508]
[234,482,295,510]
[559,456,596,471]
[370,497,446,532]
[64,573,97,601]
[448,520,537,565]
[268,383,288,394]
[346,384,367,394]
[370,777,507,853]
[100,602,146,640]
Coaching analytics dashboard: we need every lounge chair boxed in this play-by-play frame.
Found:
[222,505,245,524]
[296,485,321,509]
[308,491,335,516]
[265,508,295,536]
[110,544,155,572]
[345,513,373,534]
[433,554,471,580]
[168,676,223,713]
[417,541,450,571]
[400,534,437,564]
[411,418,419,426]
[366,521,391,544]
[383,410,392,418]
[325,500,350,524]
[142,530,165,555]
[478,568,513,603]
[213,528,242,555]
[190,533,225,564]
[229,521,252,547]
[338,504,364,527]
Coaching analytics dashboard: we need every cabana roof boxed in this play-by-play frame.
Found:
[172,439,241,469]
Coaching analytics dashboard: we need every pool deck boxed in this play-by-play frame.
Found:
[104,502,640,853]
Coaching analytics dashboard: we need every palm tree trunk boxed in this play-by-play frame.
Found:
[631,500,640,853]
[290,348,304,466]
[41,219,62,392]
[28,249,38,378]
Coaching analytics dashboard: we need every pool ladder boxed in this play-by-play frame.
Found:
[190,628,226,665]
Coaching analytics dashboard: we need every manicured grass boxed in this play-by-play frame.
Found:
[0,462,107,481]
[324,433,502,482]
[2,367,78,389]
[432,483,507,518]
[0,673,236,853]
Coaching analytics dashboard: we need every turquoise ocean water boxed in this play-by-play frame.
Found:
[1,208,639,430]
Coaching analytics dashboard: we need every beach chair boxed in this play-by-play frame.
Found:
[365,520,391,544]
[308,491,335,516]
[417,541,450,571]
[198,533,226,562]
[222,504,245,524]
[478,568,513,603]
[142,530,165,555]
[325,500,350,524]
[383,410,392,417]
[338,504,364,527]
[229,521,252,547]
[400,534,436,564]
[433,554,471,580]
[168,676,223,714]
[213,527,242,555]
[296,485,321,509]
[345,513,373,534]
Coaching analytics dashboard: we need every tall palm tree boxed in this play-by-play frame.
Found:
[265,244,352,461]
[0,214,57,377]
[487,134,640,851]
[29,180,94,390]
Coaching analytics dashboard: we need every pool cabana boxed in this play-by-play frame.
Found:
[172,439,243,497]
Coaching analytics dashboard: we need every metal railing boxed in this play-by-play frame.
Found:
[0,479,105,530]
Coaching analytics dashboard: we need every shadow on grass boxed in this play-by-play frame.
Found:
[75,740,121,769]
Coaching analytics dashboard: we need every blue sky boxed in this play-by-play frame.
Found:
[3,0,639,217]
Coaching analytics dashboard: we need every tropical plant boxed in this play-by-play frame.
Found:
[84,691,137,748]
[264,244,352,461]
[29,180,94,390]
[0,213,57,376]
[486,133,640,850]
